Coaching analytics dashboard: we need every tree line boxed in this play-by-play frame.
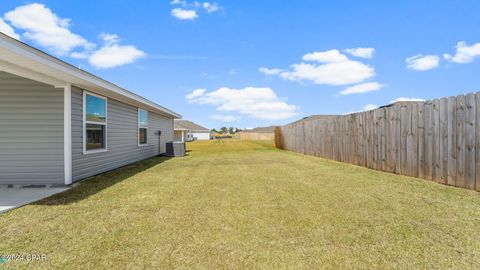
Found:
[211,127,242,134]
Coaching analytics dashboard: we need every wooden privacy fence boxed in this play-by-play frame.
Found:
[236,132,275,140]
[275,94,480,191]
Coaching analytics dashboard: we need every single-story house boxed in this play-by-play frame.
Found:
[0,33,181,186]
[174,120,210,142]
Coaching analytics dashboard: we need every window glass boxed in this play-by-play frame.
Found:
[138,109,148,145]
[86,124,105,150]
[86,94,106,123]
[139,128,147,145]
[138,109,148,127]
[84,92,107,152]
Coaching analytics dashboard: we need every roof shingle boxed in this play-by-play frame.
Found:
[174,120,209,132]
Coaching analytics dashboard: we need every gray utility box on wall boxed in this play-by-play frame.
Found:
[165,142,186,157]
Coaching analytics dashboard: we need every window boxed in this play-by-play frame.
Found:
[138,109,148,146]
[84,92,107,153]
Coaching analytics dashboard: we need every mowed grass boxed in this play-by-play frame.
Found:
[1,140,480,269]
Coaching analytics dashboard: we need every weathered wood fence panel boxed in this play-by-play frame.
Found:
[275,94,480,191]
[237,132,274,140]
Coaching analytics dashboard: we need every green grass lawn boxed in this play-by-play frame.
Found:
[1,140,479,269]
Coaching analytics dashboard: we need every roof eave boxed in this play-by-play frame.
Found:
[0,33,181,119]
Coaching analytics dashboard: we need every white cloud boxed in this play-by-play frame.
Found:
[259,67,283,75]
[70,51,90,59]
[3,4,145,69]
[69,33,144,68]
[406,54,440,71]
[4,3,94,55]
[345,103,378,115]
[363,104,378,111]
[344,47,375,58]
[302,50,348,63]
[185,88,206,99]
[444,41,480,64]
[203,2,220,13]
[99,33,120,45]
[89,44,145,69]
[170,1,221,20]
[390,97,425,103]
[262,49,376,86]
[86,33,145,69]
[279,61,375,85]
[339,82,384,95]
[171,8,198,20]
[210,115,239,122]
[186,87,300,120]
[171,0,187,6]
[0,18,20,39]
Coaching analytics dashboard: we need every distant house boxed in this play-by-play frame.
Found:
[0,33,181,186]
[174,120,210,142]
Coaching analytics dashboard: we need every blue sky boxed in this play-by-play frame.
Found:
[1,1,480,129]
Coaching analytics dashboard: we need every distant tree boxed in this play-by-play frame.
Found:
[228,127,242,134]
[220,126,228,134]
[211,128,218,133]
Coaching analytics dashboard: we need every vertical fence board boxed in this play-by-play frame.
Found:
[307,121,311,155]
[432,99,441,182]
[394,104,401,174]
[374,109,382,170]
[412,104,419,177]
[380,108,387,171]
[346,116,350,163]
[329,118,334,160]
[456,95,466,188]
[418,103,425,178]
[352,114,358,165]
[424,102,433,180]
[400,104,409,175]
[439,98,448,184]
[447,96,457,185]
[357,113,363,166]
[405,104,414,176]
[374,110,379,170]
[386,107,395,173]
[343,117,347,162]
[465,93,476,190]
[365,111,372,168]
[476,94,480,191]
[361,112,367,166]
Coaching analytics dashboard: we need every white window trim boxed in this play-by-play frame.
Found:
[138,108,149,147]
[83,91,108,155]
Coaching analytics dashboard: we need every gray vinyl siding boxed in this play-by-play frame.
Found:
[71,86,174,182]
[0,71,64,184]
